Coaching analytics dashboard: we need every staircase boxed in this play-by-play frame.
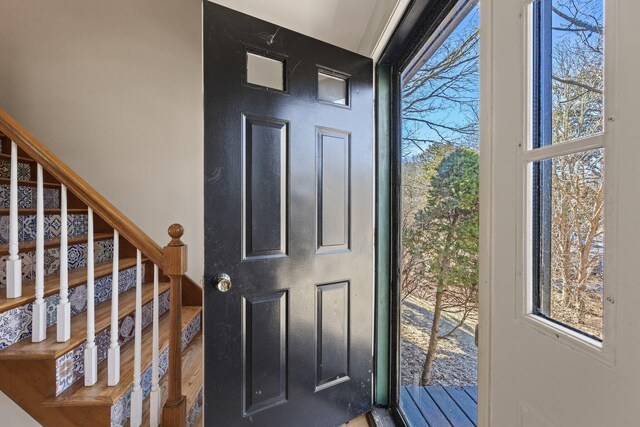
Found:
[0,110,203,427]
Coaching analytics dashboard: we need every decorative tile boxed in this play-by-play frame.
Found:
[67,214,88,236]
[54,284,166,396]
[0,214,89,244]
[0,304,32,349]
[182,312,202,351]
[46,215,62,238]
[0,264,143,354]
[109,310,197,427]
[67,243,86,270]
[187,388,204,427]
[18,215,36,242]
[55,351,75,393]
[1,239,116,288]
[110,393,128,427]
[0,214,88,244]
[0,159,31,180]
[45,294,61,327]
[0,186,59,209]
[43,188,60,209]
[0,216,6,242]
[95,239,114,263]
[0,292,59,350]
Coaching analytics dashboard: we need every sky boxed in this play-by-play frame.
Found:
[401,4,480,161]
[399,0,603,160]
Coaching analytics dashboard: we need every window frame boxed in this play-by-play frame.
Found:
[517,0,618,364]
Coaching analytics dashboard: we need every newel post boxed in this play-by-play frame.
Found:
[162,224,188,427]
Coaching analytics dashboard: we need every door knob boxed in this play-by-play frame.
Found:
[214,273,232,292]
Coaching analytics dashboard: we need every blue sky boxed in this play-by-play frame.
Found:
[401,4,479,161]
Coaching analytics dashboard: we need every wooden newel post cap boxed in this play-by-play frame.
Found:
[168,223,184,246]
[164,223,188,276]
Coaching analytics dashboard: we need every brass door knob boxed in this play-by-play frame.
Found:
[214,273,232,292]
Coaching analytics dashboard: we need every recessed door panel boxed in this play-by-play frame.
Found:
[243,115,288,259]
[316,281,350,391]
[242,291,288,415]
[317,129,350,253]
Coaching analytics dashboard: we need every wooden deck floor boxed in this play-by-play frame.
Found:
[400,386,477,426]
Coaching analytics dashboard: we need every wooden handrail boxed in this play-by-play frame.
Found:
[0,108,202,306]
[0,109,164,267]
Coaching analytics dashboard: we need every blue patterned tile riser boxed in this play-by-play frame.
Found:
[182,312,201,351]
[0,239,113,288]
[55,283,169,396]
[187,388,204,427]
[0,185,60,209]
[110,312,201,427]
[0,214,88,244]
[0,159,31,181]
[0,265,141,352]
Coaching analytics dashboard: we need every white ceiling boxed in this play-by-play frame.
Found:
[210,0,408,58]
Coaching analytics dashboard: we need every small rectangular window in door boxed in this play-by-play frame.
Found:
[318,70,349,106]
[246,51,285,91]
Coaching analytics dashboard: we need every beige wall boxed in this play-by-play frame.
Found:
[0,1,203,420]
[0,0,203,275]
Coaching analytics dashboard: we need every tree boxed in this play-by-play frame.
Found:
[417,149,479,385]
[399,6,480,386]
[548,0,604,337]
[401,143,454,302]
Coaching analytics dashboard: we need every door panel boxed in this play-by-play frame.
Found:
[317,129,350,253]
[242,115,288,259]
[315,281,350,391]
[242,290,288,415]
[204,3,374,426]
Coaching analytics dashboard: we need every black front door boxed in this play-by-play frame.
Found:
[203,3,374,426]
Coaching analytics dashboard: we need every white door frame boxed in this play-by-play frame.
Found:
[477,0,493,424]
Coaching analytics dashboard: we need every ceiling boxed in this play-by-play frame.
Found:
[210,0,408,58]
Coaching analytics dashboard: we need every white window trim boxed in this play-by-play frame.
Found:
[514,0,619,366]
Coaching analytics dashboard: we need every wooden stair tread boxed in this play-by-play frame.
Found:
[183,333,204,411]
[140,331,203,426]
[47,306,202,407]
[0,257,139,313]
[0,177,60,188]
[0,280,170,360]
[0,208,87,215]
[0,232,112,256]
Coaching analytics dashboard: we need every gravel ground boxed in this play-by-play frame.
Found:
[400,295,478,386]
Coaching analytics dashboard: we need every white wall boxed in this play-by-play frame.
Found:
[0,392,38,427]
[0,0,203,419]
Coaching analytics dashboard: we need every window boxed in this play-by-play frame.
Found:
[246,51,285,91]
[318,69,349,106]
[529,0,605,340]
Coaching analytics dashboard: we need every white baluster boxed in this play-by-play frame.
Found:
[56,185,70,342]
[84,208,97,385]
[6,141,22,298]
[108,230,120,386]
[130,250,143,427]
[32,164,46,342]
[150,264,161,427]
